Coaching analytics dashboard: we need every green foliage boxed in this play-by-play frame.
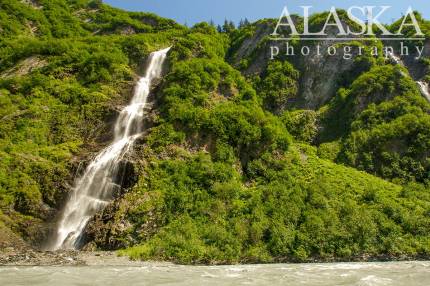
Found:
[388,12,430,49]
[256,60,299,113]
[120,145,430,264]
[156,33,293,167]
[340,101,430,184]
[0,0,182,40]
[317,141,341,162]
[328,65,430,184]
[282,110,318,144]
[305,9,365,35]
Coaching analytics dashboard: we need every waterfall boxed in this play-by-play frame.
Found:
[49,47,170,250]
[417,81,430,102]
[387,51,402,65]
[387,51,430,103]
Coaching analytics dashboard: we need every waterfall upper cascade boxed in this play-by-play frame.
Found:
[49,47,171,250]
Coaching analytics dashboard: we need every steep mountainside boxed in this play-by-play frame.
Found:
[0,0,430,264]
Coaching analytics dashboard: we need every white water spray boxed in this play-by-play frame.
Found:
[49,47,170,250]
[417,81,430,102]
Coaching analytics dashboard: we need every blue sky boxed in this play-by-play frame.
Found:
[103,0,430,26]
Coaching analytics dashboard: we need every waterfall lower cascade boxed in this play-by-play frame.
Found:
[49,47,170,250]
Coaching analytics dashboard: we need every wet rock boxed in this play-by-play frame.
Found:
[80,200,133,250]
[113,160,138,192]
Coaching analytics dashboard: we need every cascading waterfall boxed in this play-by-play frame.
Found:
[417,81,430,102]
[387,51,430,103]
[49,47,170,250]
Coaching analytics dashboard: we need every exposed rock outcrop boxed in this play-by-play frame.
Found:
[0,56,47,79]
[229,21,366,109]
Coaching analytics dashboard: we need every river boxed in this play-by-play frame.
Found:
[1,261,429,286]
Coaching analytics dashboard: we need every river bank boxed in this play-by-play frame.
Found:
[0,249,170,267]
[1,247,429,267]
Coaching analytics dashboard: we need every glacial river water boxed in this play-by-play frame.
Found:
[1,261,429,286]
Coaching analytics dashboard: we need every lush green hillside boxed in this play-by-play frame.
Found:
[118,145,430,263]
[0,0,179,39]
[0,0,429,264]
[0,0,184,245]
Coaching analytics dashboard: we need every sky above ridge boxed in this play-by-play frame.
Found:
[103,0,430,26]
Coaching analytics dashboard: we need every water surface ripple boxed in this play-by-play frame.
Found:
[1,261,429,286]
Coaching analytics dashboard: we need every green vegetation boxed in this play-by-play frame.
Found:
[0,0,183,243]
[317,65,430,184]
[0,0,180,39]
[0,0,430,264]
[256,60,299,113]
[120,145,430,264]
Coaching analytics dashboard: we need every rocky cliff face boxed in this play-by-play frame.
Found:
[292,41,358,109]
[228,22,376,110]
[228,19,430,111]
[396,40,430,81]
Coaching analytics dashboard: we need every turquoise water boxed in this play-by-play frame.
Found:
[1,261,429,286]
